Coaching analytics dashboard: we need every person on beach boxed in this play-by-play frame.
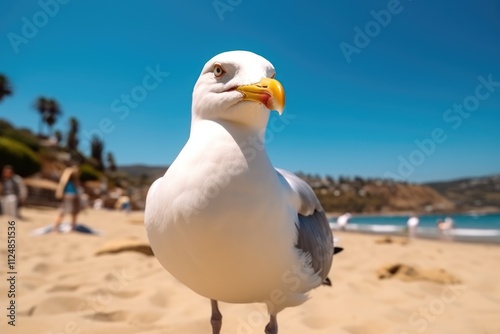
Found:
[336,212,352,231]
[437,216,454,241]
[0,165,27,218]
[407,215,419,239]
[53,165,81,232]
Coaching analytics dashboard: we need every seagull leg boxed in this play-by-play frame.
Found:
[210,299,222,334]
[264,314,278,334]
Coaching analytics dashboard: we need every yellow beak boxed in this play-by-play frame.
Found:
[236,78,285,115]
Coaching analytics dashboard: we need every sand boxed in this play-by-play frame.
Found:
[1,207,499,334]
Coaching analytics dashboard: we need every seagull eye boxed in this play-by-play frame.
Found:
[213,64,225,78]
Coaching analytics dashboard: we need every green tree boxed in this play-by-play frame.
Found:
[0,74,13,103]
[66,117,79,151]
[0,137,41,176]
[79,163,101,182]
[139,173,149,187]
[0,120,40,152]
[107,152,117,172]
[90,135,104,171]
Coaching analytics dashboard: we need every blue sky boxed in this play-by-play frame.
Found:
[1,0,499,182]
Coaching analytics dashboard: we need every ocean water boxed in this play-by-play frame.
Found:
[329,213,500,244]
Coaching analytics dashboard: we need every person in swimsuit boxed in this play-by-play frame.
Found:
[53,165,81,232]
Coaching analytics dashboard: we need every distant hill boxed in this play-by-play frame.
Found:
[118,164,168,180]
[294,173,455,214]
[426,175,500,212]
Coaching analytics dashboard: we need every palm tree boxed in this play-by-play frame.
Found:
[34,97,62,136]
[45,99,62,135]
[35,97,48,135]
[0,74,13,103]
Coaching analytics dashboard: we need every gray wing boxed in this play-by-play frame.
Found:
[276,169,337,283]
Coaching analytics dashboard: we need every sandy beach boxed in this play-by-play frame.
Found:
[1,207,499,334]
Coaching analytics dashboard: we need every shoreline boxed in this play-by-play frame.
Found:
[332,228,500,246]
[327,209,500,218]
[328,212,500,245]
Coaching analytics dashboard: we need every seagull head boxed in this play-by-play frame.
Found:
[192,50,286,130]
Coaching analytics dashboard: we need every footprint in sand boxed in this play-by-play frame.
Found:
[48,284,79,292]
[344,320,393,334]
[301,314,333,330]
[32,262,58,274]
[128,310,165,326]
[149,289,169,308]
[18,305,36,317]
[87,287,142,299]
[21,275,49,291]
[113,289,142,298]
[377,263,462,285]
[84,310,129,322]
[83,309,164,327]
[33,295,90,315]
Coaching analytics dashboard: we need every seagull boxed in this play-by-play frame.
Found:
[145,50,342,334]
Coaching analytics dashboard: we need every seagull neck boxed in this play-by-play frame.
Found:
[189,119,270,159]
[192,113,266,130]
[191,119,267,141]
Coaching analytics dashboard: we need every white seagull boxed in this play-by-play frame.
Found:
[145,50,342,334]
